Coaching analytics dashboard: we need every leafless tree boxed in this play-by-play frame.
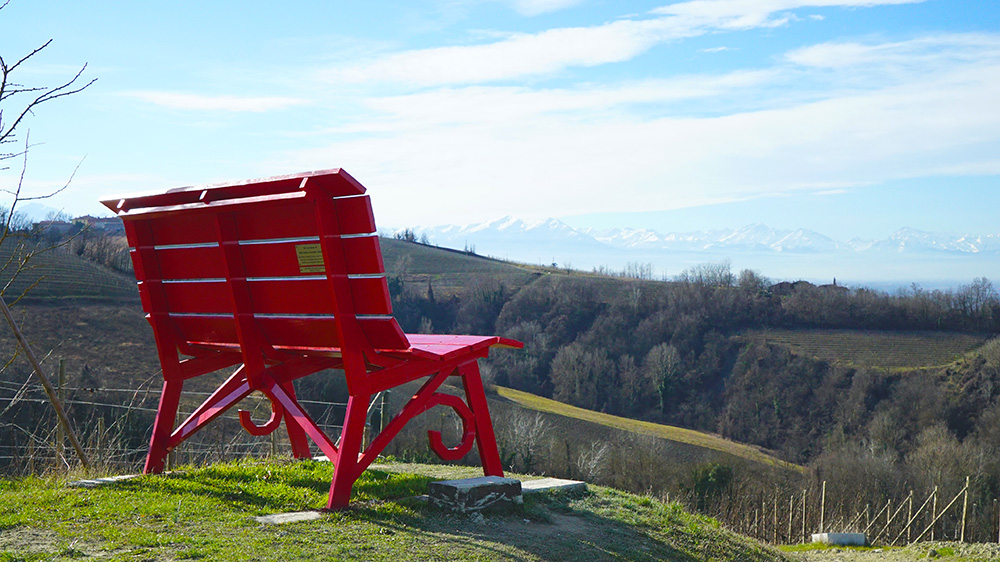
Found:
[0,0,95,469]
[1,0,95,298]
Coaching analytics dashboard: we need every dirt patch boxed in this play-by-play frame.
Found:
[0,526,96,558]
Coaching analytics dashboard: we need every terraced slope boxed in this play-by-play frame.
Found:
[379,237,541,296]
[741,329,988,369]
[0,239,137,301]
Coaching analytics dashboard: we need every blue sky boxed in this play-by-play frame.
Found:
[2,0,998,240]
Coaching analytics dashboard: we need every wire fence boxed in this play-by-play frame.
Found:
[5,368,1000,547]
[0,372,381,475]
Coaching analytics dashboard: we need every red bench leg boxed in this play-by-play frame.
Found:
[327,393,370,509]
[459,361,504,477]
[144,379,183,474]
[279,381,312,459]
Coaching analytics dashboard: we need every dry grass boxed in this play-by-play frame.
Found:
[494,386,805,474]
[740,329,988,369]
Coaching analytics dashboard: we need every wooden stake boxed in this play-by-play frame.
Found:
[931,486,938,541]
[773,493,778,544]
[788,495,794,544]
[801,489,807,542]
[820,481,827,534]
[962,476,970,543]
[914,482,968,543]
[907,493,913,544]
[55,358,65,464]
[0,295,89,470]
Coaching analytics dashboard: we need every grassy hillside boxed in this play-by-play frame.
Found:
[379,237,541,297]
[0,239,138,302]
[494,386,804,474]
[740,328,988,369]
[0,458,790,562]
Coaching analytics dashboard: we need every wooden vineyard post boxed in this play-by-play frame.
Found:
[55,359,66,464]
[773,494,778,544]
[892,487,940,546]
[962,476,970,543]
[907,493,913,544]
[886,498,891,543]
[931,486,938,541]
[96,417,105,467]
[788,495,794,544]
[820,481,827,534]
[913,481,969,543]
[0,294,89,470]
[801,489,807,542]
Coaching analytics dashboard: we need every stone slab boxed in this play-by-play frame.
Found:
[255,511,324,525]
[811,532,867,546]
[428,476,522,513]
[521,478,587,495]
[67,474,142,488]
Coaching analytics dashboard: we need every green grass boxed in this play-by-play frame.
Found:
[495,386,805,474]
[0,458,791,561]
[741,329,988,369]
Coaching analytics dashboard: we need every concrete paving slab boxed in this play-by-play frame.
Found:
[255,511,324,524]
[67,474,142,488]
[522,477,587,494]
[811,532,868,546]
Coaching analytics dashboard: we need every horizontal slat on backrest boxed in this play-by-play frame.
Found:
[169,314,407,351]
[154,246,226,279]
[150,236,384,280]
[231,200,320,241]
[160,277,391,316]
[141,213,219,246]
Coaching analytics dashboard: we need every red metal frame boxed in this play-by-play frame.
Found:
[101,169,521,509]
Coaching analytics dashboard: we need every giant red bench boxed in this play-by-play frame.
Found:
[101,169,521,509]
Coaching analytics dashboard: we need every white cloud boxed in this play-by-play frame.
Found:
[279,33,1000,227]
[327,0,922,86]
[651,0,924,30]
[125,92,309,112]
[330,18,683,86]
[510,0,586,16]
[786,33,1000,69]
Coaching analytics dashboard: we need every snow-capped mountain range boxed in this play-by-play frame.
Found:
[402,217,1000,256]
[394,217,1000,288]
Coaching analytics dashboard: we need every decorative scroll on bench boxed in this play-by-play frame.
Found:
[101,169,522,509]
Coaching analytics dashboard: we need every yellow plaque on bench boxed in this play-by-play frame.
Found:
[295,243,326,273]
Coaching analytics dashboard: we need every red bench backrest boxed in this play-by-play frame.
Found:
[103,169,410,357]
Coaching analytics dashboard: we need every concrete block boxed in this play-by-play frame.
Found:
[428,476,522,513]
[67,474,141,488]
[811,532,867,546]
[255,511,324,524]
[521,478,587,495]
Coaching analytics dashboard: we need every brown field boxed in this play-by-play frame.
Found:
[740,328,988,369]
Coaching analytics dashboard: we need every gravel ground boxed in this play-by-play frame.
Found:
[788,542,1000,561]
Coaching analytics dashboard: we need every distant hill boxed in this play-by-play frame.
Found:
[0,238,138,302]
[379,236,541,297]
[740,329,988,370]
